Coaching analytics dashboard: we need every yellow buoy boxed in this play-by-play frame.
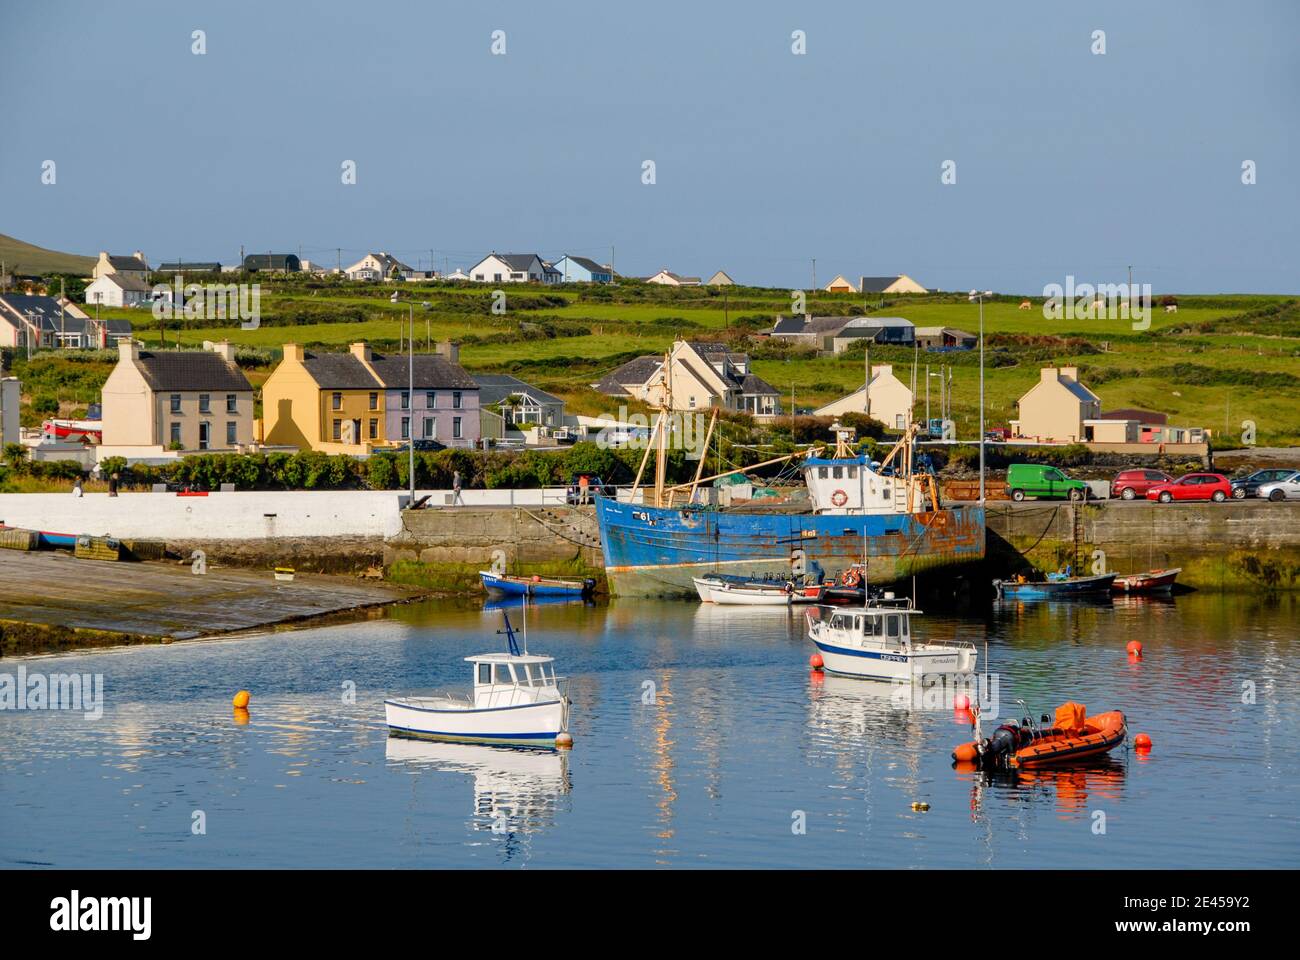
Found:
[232,690,251,709]
[911,801,930,812]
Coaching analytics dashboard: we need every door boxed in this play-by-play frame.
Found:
[198,421,210,450]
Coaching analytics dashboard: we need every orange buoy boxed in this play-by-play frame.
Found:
[1126,640,1143,657]
[952,742,980,763]
[232,690,250,709]
[953,693,970,710]
[809,653,824,671]
[1135,733,1152,751]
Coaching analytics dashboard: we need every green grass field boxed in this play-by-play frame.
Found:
[13,279,1300,445]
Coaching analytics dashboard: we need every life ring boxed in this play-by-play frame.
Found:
[830,489,849,507]
[842,568,861,588]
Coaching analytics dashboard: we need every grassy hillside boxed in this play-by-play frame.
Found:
[0,233,96,277]
[10,276,1300,446]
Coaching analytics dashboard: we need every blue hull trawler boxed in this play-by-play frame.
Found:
[594,396,985,597]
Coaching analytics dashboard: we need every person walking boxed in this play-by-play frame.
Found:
[108,472,120,497]
[72,476,83,498]
[452,469,464,506]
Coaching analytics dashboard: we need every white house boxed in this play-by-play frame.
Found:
[468,253,551,283]
[814,364,914,430]
[92,251,149,282]
[344,252,414,281]
[646,269,701,286]
[85,272,154,308]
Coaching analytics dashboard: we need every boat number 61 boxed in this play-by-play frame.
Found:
[632,511,657,526]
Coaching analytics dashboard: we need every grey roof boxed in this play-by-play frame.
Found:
[0,294,132,339]
[106,254,147,271]
[135,350,252,392]
[243,253,301,271]
[301,352,381,389]
[101,273,153,292]
[858,276,904,292]
[560,255,608,274]
[739,373,779,396]
[366,353,479,390]
[771,315,809,335]
[593,356,663,395]
[157,262,222,273]
[1060,378,1099,404]
[474,373,563,407]
[490,253,543,272]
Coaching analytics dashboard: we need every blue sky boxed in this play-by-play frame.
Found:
[1,0,1296,293]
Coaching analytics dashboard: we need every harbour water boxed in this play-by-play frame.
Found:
[2,594,1297,869]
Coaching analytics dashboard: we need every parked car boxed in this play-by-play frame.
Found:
[1256,472,1300,501]
[566,474,615,505]
[1005,463,1090,501]
[1145,473,1232,503]
[1230,469,1297,499]
[1111,469,1174,501]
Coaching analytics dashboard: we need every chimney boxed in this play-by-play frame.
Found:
[119,338,140,362]
[282,343,304,363]
[436,340,460,363]
[208,339,236,362]
[1042,367,1061,382]
[133,250,146,266]
[349,342,372,361]
[1059,366,1079,382]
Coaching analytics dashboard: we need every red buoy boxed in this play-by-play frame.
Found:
[1135,733,1152,751]
[809,653,824,671]
[953,693,970,710]
[1126,640,1143,658]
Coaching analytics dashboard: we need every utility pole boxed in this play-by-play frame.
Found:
[811,258,816,292]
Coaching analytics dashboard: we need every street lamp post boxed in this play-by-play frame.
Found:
[392,293,431,507]
[969,290,993,503]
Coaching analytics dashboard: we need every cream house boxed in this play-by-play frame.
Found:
[594,339,780,417]
[814,364,914,430]
[344,251,414,281]
[100,339,254,454]
[1010,367,1102,442]
[645,269,700,286]
[859,274,928,294]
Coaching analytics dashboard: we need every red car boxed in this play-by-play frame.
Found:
[1111,469,1173,501]
[1145,473,1232,503]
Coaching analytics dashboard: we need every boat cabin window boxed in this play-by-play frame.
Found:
[886,615,901,638]
[864,614,883,636]
[818,467,828,479]
[832,466,843,479]
[495,663,515,684]
[477,663,491,684]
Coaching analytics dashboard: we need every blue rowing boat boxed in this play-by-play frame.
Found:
[479,571,596,599]
[994,572,1117,599]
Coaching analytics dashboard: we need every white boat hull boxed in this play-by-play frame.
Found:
[385,696,566,746]
[811,635,977,681]
[693,576,791,606]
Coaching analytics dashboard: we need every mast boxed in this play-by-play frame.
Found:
[653,347,671,507]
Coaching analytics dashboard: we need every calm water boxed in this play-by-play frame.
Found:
[2,594,1297,869]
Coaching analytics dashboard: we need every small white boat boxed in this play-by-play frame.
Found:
[693,574,792,606]
[385,613,571,748]
[806,597,977,681]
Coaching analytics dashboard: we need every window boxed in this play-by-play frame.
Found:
[196,393,209,414]
[895,414,905,428]
[422,417,434,438]
[426,391,436,409]
[494,664,513,683]
[886,615,901,638]
[452,391,462,410]
[332,392,342,410]
[226,421,236,445]
[400,391,409,410]
[170,422,181,445]
[818,467,828,479]
[368,392,378,410]
[170,394,181,414]
[332,419,342,441]
[832,466,843,479]
[477,663,491,684]
[369,419,378,440]
[453,416,462,440]
[400,417,410,440]
[226,394,237,413]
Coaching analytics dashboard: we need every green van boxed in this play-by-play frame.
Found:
[1005,463,1090,501]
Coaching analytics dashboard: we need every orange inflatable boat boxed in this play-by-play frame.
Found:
[953,702,1127,769]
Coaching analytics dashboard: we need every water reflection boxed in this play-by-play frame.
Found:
[385,737,571,838]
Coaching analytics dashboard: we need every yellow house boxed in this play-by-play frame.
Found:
[100,339,254,454]
[814,364,914,430]
[1011,367,1102,442]
[824,275,857,293]
[859,274,928,295]
[261,343,387,453]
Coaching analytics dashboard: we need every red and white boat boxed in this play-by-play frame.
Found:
[41,418,102,443]
[1111,567,1181,594]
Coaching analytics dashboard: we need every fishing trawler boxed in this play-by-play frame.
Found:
[594,393,986,597]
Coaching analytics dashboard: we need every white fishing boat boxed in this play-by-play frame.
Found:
[692,574,792,605]
[384,613,571,747]
[806,597,977,681]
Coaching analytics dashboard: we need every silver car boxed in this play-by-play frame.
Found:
[1257,472,1300,501]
